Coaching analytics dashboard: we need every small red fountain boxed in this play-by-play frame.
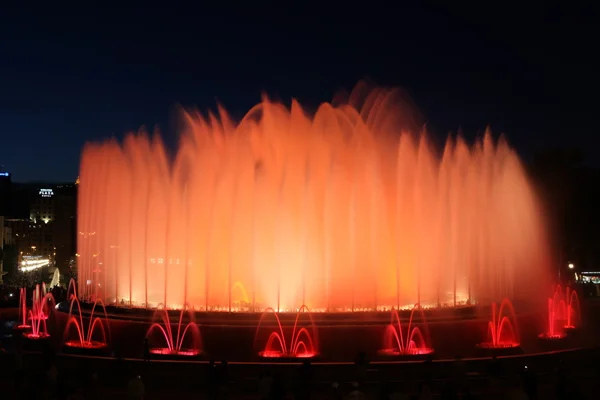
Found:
[564,286,580,330]
[16,287,31,330]
[378,304,433,356]
[477,298,519,349]
[23,284,56,340]
[63,279,109,349]
[539,285,581,340]
[146,305,202,356]
[255,305,318,359]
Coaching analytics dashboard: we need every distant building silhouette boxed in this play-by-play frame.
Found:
[2,180,77,282]
[0,169,12,283]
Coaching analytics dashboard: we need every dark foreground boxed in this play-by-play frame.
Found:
[0,346,597,399]
[2,295,600,398]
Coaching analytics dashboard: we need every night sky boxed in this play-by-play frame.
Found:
[0,2,595,182]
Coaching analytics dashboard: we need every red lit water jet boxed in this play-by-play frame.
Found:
[16,287,31,330]
[378,305,433,356]
[563,286,580,330]
[539,285,581,340]
[146,305,202,356]
[255,305,318,358]
[22,284,55,340]
[63,279,109,349]
[76,82,550,311]
[477,299,519,349]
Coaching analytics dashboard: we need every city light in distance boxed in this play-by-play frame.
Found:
[19,256,51,272]
[39,188,54,197]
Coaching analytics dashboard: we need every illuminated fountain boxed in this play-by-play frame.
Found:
[76,82,550,312]
[16,284,55,336]
[146,306,202,356]
[16,288,31,330]
[63,279,109,350]
[378,305,433,356]
[477,299,519,349]
[23,284,56,340]
[255,305,318,359]
[539,285,581,340]
[563,286,580,330]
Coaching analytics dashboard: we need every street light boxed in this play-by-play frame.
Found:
[568,263,575,269]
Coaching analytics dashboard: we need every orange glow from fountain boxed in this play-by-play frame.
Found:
[77,82,550,311]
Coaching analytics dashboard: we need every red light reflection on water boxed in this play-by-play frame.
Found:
[258,350,318,358]
[23,332,50,340]
[149,348,200,357]
[477,341,520,349]
[537,332,566,340]
[64,340,107,349]
[378,347,434,356]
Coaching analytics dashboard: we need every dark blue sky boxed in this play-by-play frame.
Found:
[0,2,595,182]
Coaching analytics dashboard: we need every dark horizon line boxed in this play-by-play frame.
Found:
[9,180,78,186]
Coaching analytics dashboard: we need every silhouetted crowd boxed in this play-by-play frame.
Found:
[0,338,591,399]
[0,284,68,307]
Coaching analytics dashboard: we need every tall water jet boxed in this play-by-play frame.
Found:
[50,268,61,288]
[77,82,551,311]
[564,286,580,330]
[16,287,31,330]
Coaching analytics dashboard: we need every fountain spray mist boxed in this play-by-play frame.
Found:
[77,82,551,311]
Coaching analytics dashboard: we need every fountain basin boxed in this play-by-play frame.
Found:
[57,300,479,324]
[475,342,522,357]
[148,347,203,359]
[377,347,434,359]
[476,341,520,349]
[258,350,319,361]
[23,332,50,340]
[537,331,581,350]
[564,326,579,334]
[14,324,31,331]
[537,332,567,340]
[63,340,109,355]
[46,296,564,361]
